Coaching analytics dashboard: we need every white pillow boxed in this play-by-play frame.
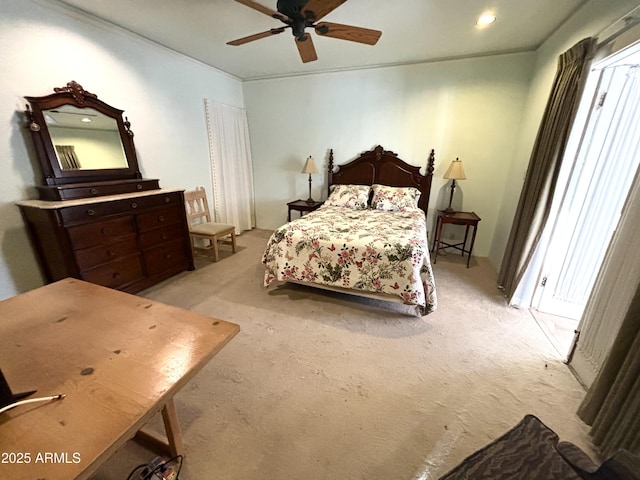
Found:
[325,184,370,210]
[371,184,421,211]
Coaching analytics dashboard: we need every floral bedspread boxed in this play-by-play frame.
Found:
[262,205,437,314]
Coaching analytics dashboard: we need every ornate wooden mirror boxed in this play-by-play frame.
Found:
[25,81,158,200]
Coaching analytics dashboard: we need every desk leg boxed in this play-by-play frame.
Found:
[287,208,291,222]
[162,398,184,457]
[135,397,184,457]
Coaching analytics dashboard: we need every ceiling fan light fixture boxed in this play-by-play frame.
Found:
[476,12,497,28]
[229,0,381,63]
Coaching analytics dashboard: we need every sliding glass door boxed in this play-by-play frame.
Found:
[535,62,640,321]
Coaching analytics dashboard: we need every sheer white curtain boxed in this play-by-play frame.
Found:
[204,100,255,234]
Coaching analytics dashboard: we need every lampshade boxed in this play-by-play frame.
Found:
[301,156,319,175]
[443,158,466,180]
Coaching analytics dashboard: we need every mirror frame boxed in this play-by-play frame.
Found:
[25,81,143,186]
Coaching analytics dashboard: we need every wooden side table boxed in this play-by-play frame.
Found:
[432,210,481,268]
[287,199,323,221]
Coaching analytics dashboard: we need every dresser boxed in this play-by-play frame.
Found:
[19,82,198,293]
[17,189,194,294]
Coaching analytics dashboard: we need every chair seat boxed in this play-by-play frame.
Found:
[189,222,235,236]
[184,187,237,262]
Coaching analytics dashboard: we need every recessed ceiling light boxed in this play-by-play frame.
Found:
[81,117,92,123]
[476,12,497,28]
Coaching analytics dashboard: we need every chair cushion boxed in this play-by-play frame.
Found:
[189,222,235,236]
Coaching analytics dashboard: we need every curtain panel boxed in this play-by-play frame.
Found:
[577,283,640,457]
[497,38,596,299]
[204,100,256,234]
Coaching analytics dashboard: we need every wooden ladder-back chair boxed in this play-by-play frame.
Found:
[184,187,236,262]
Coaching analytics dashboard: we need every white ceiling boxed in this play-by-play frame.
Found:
[55,0,588,80]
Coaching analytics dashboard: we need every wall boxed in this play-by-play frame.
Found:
[489,0,640,269]
[0,0,244,300]
[244,53,535,259]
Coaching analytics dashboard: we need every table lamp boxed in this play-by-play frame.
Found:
[301,156,319,203]
[443,157,466,214]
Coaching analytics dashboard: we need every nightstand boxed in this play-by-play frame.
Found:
[432,210,481,268]
[287,199,323,221]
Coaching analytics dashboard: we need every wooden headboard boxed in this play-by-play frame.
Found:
[327,145,435,213]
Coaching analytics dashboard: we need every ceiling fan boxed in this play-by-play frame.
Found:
[227,0,382,63]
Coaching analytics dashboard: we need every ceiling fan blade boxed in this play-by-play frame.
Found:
[301,0,346,22]
[227,27,287,46]
[315,22,382,45]
[295,35,318,63]
[234,0,289,22]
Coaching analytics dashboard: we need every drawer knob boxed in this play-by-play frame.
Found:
[164,197,171,203]
[136,184,143,190]
[131,202,138,209]
[106,250,115,257]
[161,233,168,240]
[158,215,165,222]
[112,272,121,279]
[165,254,172,260]
[87,209,95,216]
[90,188,98,195]
[101,227,112,235]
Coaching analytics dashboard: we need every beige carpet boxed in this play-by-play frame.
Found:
[90,228,597,480]
[530,309,579,359]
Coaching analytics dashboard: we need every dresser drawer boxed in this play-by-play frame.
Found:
[143,239,188,276]
[59,191,183,224]
[136,206,182,233]
[74,237,139,270]
[60,199,140,224]
[38,179,161,201]
[133,191,183,209]
[81,255,144,288]
[139,224,185,250]
[68,217,136,250]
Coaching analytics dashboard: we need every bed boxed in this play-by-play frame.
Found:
[262,145,437,315]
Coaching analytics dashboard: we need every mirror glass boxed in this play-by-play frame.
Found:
[43,105,128,171]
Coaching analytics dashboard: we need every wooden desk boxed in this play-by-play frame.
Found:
[432,211,481,268]
[287,199,323,222]
[0,278,239,480]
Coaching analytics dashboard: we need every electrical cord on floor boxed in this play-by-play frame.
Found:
[126,464,150,480]
[126,455,183,480]
[150,455,183,480]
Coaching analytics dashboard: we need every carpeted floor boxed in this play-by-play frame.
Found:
[530,309,579,359]
[90,228,597,480]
